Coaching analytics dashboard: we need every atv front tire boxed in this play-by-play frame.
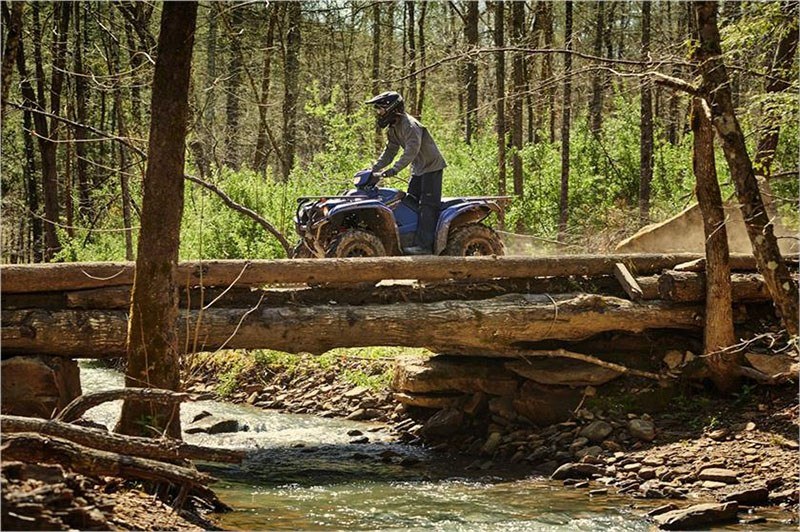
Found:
[291,241,315,258]
[326,229,387,258]
[443,223,505,256]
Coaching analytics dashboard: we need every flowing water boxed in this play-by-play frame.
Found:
[77,362,666,531]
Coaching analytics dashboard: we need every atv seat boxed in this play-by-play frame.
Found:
[379,188,406,205]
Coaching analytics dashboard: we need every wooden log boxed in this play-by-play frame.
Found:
[4,276,630,311]
[613,263,644,300]
[55,388,211,423]
[1,294,703,357]
[658,271,775,302]
[1,415,245,463]
[674,255,797,273]
[1,254,725,293]
[635,275,661,300]
[1,433,213,487]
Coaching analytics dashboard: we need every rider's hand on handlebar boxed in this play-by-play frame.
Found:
[379,168,397,178]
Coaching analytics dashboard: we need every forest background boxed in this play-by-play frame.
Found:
[1,0,797,264]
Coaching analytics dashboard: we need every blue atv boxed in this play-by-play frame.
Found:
[292,170,506,258]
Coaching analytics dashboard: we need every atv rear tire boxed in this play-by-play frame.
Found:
[326,229,386,258]
[443,223,505,256]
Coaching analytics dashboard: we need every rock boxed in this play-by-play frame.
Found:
[344,386,370,399]
[647,503,678,517]
[721,486,769,506]
[589,488,608,496]
[628,418,656,442]
[1,355,82,418]
[420,408,464,439]
[569,437,589,454]
[701,480,728,489]
[744,352,796,378]
[639,467,657,480]
[346,408,381,421]
[698,468,739,484]
[184,416,238,434]
[513,381,583,426]
[488,396,516,420]
[350,436,370,444]
[707,428,729,441]
[579,420,613,442]
[575,446,602,460]
[550,462,604,480]
[653,502,738,530]
[392,392,465,409]
[393,356,519,396]
[347,429,363,437]
[192,411,213,423]
[769,488,798,504]
[505,358,622,387]
[481,432,503,456]
[463,391,488,415]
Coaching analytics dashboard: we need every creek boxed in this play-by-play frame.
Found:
[80,362,663,531]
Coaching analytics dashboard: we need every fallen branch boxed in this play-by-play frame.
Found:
[1,432,213,487]
[185,173,292,255]
[507,348,665,381]
[55,388,211,423]
[1,415,244,464]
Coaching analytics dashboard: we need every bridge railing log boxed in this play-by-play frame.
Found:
[0,253,774,293]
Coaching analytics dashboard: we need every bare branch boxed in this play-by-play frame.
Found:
[184,173,292,255]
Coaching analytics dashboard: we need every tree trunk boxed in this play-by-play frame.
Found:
[116,2,198,439]
[281,1,301,181]
[691,96,739,391]
[224,5,243,171]
[201,3,217,163]
[639,1,654,227]
[558,1,574,242]
[693,1,799,336]
[752,1,798,218]
[589,2,605,135]
[511,0,524,211]
[542,2,556,143]
[253,6,278,173]
[371,1,382,151]
[417,1,428,117]
[405,1,417,116]
[31,4,70,260]
[72,2,92,221]
[494,1,506,228]
[1,1,23,118]
[464,1,479,144]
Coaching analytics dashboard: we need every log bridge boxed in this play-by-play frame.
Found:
[0,253,781,359]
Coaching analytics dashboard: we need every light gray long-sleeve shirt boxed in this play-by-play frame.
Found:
[372,113,447,176]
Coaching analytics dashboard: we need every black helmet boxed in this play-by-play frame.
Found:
[365,91,404,128]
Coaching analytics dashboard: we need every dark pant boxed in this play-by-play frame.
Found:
[407,170,443,250]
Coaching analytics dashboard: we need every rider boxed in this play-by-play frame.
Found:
[365,91,447,255]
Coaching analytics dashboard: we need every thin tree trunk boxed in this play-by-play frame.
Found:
[1,1,23,118]
[405,1,417,116]
[73,2,92,221]
[14,21,43,261]
[417,1,428,117]
[542,2,556,143]
[558,1,574,241]
[281,1,301,181]
[589,2,605,135]
[639,1,654,227]
[511,0,524,212]
[201,3,217,162]
[752,1,798,218]
[464,0,478,144]
[692,97,739,392]
[494,1,506,229]
[224,5,243,171]
[693,0,799,336]
[371,1,382,151]
[253,6,278,173]
[116,2,198,438]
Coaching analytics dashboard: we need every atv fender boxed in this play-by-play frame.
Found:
[433,202,501,255]
[323,201,402,255]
